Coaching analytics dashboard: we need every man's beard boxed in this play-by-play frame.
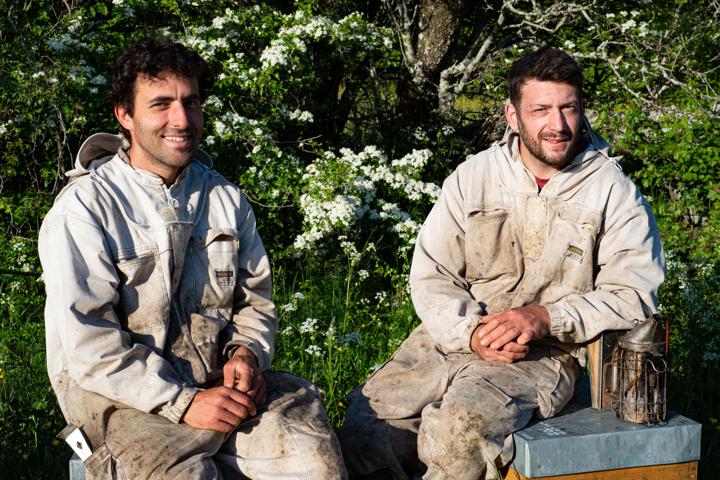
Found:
[516,117,581,170]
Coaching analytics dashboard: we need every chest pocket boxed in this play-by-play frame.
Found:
[191,228,239,310]
[551,207,601,293]
[115,248,169,333]
[465,208,517,281]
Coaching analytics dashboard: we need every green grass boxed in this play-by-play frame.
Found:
[271,254,419,426]
[0,275,68,479]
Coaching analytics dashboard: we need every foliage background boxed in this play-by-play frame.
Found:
[1,0,718,478]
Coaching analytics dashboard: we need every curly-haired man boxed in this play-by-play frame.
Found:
[39,38,346,479]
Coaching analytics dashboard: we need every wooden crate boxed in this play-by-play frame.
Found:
[504,460,698,480]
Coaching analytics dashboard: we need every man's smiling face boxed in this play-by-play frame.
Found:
[115,72,203,184]
[505,79,584,178]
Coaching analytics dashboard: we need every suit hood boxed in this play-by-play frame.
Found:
[66,132,213,178]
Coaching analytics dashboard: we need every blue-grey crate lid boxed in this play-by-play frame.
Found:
[69,453,86,480]
[511,404,701,478]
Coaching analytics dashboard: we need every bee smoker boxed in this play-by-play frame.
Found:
[608,314,668,424]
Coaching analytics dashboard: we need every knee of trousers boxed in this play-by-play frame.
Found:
[417,399,520,472]
[233,371,346,478]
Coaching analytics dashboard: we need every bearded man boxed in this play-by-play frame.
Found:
[339,46,665,479]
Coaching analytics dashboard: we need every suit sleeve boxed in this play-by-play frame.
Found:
[545,179,666,343]
[221,193,277,371]
[409,170,485,353]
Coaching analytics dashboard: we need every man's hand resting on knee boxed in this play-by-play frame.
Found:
[182,387,257,432]
[182,346,267,432]
[470,306,551,363]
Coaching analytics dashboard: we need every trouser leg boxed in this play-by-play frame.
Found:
[105,408,226,480]
[339,325,450,479]
[418,347,580,480]
[339,324,579,480]
[339,389,421,479]
[62,376,225,480]
[215,371,347,480]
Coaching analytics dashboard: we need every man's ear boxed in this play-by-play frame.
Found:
[504,102,519,132]
[114,104,133,133]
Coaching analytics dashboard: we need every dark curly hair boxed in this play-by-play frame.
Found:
[507,46,583,108]
[109,37,213,134]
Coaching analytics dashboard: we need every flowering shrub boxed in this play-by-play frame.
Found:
[294,146,439,251]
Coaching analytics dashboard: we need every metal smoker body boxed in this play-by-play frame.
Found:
[609,315,668,424]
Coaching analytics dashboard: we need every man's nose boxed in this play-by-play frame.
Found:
[169,102,189,129]
[548,108,568,131]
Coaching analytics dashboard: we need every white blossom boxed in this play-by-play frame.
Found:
[299,317,319,333]
[260,43,290,67]
[205,95,223,109]
[281,303,296,312]
[620,19,637,33]
[305,345,322,357]
[288,109,314,123]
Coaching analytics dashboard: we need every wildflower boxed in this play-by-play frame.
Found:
[293,292,306,300]
[281,303,296,312]
[325,321,336,340]
[338,332,362,345]
[357,269,369,280]
[299,317,319,333]
[305,345,322,357]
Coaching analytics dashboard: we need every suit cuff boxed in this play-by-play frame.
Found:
[157,387,198,424]
[546,303,565,338]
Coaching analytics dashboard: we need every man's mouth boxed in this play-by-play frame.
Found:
[543,135,570,142]
[162,134,193,143]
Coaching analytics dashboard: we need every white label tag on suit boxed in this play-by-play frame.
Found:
[58,424,93,461]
